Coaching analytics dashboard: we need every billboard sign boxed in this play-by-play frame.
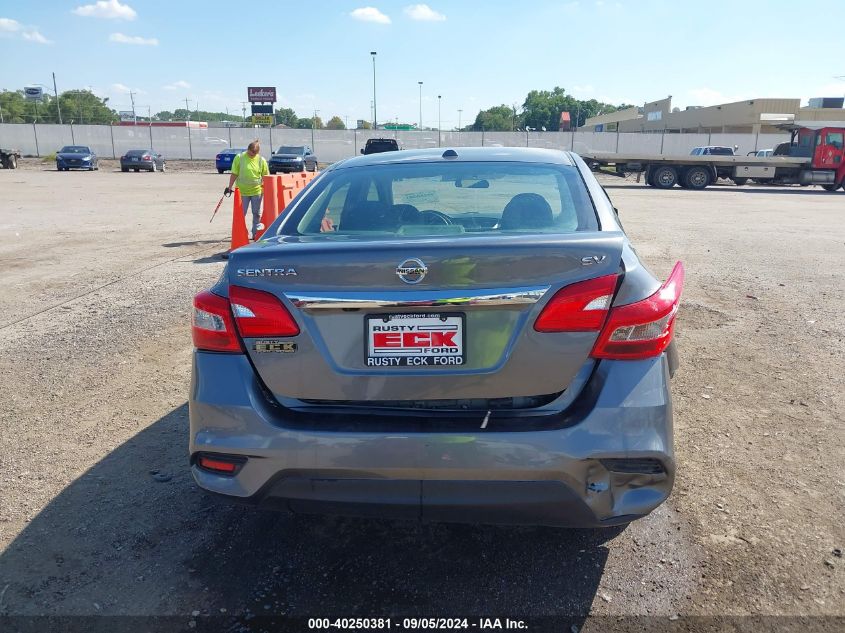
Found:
[248,87,276,103]
[119,111,135,122]
[24,86,44,101]
[251,104,273,115]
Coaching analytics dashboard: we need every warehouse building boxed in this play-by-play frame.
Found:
[582,96,845,134]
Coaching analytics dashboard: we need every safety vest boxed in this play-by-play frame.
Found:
[234,152,268,195]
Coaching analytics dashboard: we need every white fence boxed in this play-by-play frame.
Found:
[0,123,790,163]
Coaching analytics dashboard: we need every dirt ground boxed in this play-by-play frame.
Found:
[0,159,842,631]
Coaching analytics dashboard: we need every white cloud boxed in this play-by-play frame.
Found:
[0,18,51,43]
[22,29,51,44]
[350,7,391,24]
[73,0,136,20]
[163,80,191,91]
[109,32,157,45]
[0,17,21,32]
[404,4,446,21]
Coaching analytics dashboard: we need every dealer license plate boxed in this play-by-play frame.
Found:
[366,313,465,367]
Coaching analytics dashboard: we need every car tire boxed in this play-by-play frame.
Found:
[121,167,128,172]
[161,162,166,173]
[821,183,841,191]
[7,155,17,169]
[133,168,139,172]
[217,168,224,174]
[152,162,157,173]
[308,162,316,172]
[652,166,678,189]
[269,169,276,175]
[684,166,712,190]
[733,177,748,186]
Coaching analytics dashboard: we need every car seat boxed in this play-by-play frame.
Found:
[500,193,554,230]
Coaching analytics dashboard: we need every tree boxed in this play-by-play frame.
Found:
[273,107,300,128]
[358,120,372,130]
[296,115,322,129]
[0,89,116,124]
[325,116,345,130]
[469,104,521,132]
[521,86,631,130]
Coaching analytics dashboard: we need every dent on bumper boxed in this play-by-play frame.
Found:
[189,352,674,527]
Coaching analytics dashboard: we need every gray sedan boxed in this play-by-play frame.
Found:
[189,147,684,528]
[120,149,166,172]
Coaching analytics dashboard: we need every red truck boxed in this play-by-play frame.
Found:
[581,122,845,191]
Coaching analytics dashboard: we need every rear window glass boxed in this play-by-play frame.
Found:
[276,161,598,238]
[126,150,146,157]
[365,140,399,153]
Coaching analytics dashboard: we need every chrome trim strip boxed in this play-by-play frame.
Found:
[287,286,550,310]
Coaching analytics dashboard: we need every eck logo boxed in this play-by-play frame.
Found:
[372,330,457,349]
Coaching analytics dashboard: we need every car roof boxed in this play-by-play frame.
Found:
[333,146,575,169]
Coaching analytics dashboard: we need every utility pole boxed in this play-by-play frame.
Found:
[312,109,319,149]
[185,98,191,121]
[457,109,462,132]
[130,90,137,124]
[437,95,442,146]
[370,51,378,129]
[418,81,423,131]
[241,101,247,126]
[52,72,62,124]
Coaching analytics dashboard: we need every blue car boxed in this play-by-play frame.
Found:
[216,148,244,174]
[56,145,98,171]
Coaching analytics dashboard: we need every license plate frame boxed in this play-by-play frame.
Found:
[365,312,466,367]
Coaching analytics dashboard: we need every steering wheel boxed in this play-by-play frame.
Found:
[420,210,453,225]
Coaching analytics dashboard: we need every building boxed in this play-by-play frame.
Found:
[582,96,845,134]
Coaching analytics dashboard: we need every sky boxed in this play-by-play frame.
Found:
[1,0,844,127]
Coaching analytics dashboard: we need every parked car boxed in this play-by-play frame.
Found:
[690,146,737,182]
[269,145,318,173]
[56,146,98,171]
[216,148,245,174]
[189,147,684,528]
[751,149,773,157]
[361,137,400,154]
[120,149,166,172]
[203,137,230,146]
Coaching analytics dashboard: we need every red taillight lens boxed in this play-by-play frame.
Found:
[534,274,619,332]
[197,454,245,475]
[191,290,242,352]
[229,285,300,337]
[591,262,685,360]
[143,155,152,161]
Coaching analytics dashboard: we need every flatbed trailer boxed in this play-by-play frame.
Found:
[580,122,845,191]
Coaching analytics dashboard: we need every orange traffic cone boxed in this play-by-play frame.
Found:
[229,189,249,252]
[255,176,279,239]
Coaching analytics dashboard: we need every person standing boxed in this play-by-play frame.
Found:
[225,140,269,240]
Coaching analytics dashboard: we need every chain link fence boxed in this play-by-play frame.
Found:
[0,123,790,163]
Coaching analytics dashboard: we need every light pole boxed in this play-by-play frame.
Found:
[370,51,377,129]
[437,95,441,146]
[457,109,462,132]
[418,81,423,131]
[312,109,319,149]
[52,72,62,124]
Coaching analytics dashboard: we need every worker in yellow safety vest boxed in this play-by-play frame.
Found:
[224,139,269,240]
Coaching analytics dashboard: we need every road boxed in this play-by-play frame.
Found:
[0,162,842,631]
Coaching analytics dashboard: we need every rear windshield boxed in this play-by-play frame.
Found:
[60,146,89,154]
[365,140,398,153]
[125,150,147,157]
[277,161,598,238]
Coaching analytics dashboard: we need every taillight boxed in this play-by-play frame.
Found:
[143,155,152,161]
[591,262,685,360]
[191,290,242,352]
[534,274,619,332]
[229,285,299,337]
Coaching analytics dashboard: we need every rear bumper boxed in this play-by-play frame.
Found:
[189,353,675,527]
[121,162,154,170]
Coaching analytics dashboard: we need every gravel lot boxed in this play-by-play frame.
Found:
[0,160,842,631]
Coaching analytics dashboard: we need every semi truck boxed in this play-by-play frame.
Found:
[580,122,845,191]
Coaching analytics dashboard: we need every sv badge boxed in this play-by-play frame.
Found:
[581,255,607,265]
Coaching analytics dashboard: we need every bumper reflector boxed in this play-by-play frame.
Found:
[196,454,245,475]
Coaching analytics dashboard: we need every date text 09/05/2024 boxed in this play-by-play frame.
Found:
[308,618,528,630]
